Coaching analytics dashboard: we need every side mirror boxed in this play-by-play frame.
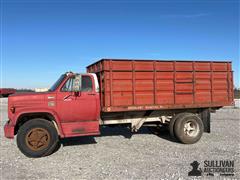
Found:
[73,75,81,92]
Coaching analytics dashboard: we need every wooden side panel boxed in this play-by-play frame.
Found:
[156,61,174,71]
[156,71,174,105]
[175,62,193,71]
[135,61,154,71]
[86,59,233,112]
[212,71,228,103]
[195,70,211,103]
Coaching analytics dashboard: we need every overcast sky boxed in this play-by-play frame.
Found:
[1,0,239,88]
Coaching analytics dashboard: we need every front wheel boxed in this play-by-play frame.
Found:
[17,119,59,158]
[174,114,203,144]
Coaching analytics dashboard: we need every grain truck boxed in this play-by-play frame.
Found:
[4,59,234,157]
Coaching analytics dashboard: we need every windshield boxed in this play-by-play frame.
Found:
[49,74,66,92]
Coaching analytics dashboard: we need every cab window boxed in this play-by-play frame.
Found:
[82,76,93,92]
[61,77,74,92]
[61,75,93,92]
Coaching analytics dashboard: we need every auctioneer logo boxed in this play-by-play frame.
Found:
[188,160,235,177]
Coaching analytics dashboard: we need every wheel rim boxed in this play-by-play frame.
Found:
[183,120,200,137]
[25,128,50,151]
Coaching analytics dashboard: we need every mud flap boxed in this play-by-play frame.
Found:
[201,109,211,133]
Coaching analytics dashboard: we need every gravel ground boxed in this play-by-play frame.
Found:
[0,98,239,180]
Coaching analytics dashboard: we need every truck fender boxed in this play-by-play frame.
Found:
[14,109,64,138]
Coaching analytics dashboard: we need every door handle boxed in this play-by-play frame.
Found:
[63,94,73,100]
[87,93,96,96]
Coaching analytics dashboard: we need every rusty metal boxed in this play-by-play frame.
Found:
[25,128,50,151]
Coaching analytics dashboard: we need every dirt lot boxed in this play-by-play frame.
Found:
[0,98,239,179]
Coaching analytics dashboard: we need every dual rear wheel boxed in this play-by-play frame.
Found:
[170,113,204,144]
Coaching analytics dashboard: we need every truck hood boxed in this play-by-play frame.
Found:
[8,92,54,108]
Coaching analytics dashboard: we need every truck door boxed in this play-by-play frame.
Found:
[57,75,99,136]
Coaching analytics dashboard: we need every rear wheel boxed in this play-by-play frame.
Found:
[169,113,191,140]
[174,114,203,144]
[17,119,59,158]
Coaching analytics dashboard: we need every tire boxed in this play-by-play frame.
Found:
[174,113,203,144]
[169,113,192,140]
[17,119,59,158]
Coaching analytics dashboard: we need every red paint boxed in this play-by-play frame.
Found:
[4,121,14,139]
[4,73,100,138]
[87,59,234,112]
[0,88,16,97]
[4,59,234,139]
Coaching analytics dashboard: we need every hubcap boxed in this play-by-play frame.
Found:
[183,121,199,137]
[25,128,50,151]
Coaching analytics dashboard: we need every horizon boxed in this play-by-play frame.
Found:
[1,0,239,88]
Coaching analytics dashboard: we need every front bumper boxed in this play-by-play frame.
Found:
[4,120,14,139]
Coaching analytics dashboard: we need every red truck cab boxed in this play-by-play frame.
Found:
[4,72,101,157]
